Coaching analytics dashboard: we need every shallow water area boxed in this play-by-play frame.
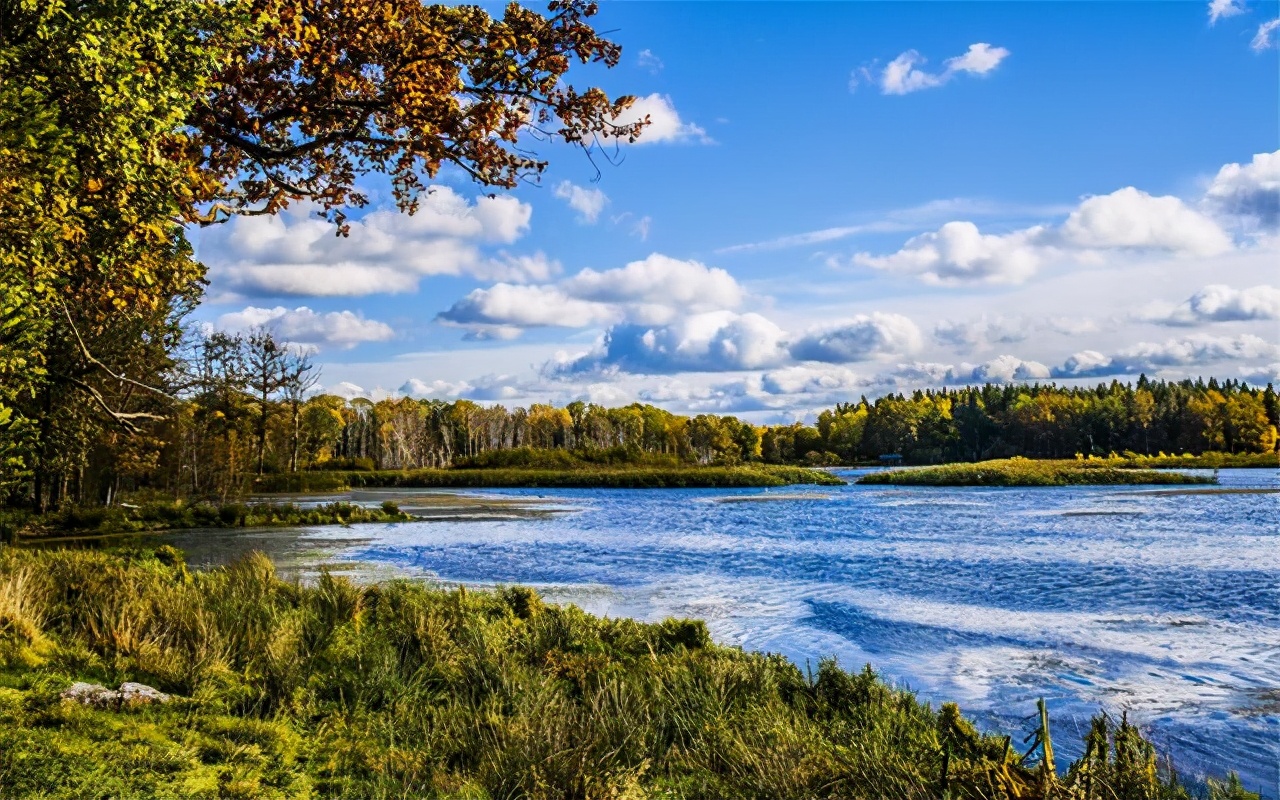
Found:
[183,470,1278,793]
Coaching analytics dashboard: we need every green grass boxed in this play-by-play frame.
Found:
[255,463,846,493]
[1113,451,1279,469]
[0,547,1254,799]
[857,458,1219,487]
[17,500,411,539]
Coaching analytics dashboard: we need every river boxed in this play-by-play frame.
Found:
[168,467,1280,794]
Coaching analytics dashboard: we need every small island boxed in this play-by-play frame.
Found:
[856,458,1218,487]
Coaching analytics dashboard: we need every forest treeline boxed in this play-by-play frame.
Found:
[7,326,1276,509]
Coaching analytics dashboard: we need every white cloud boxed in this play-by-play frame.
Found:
[557,311,790,374]
[1209,0,1247,24]
[855,42,1010,95]
[1239,363,1280,384]
[854,187,1232,285]
[1204,150,1280,229]
[944,43,1011,75]
[1058,187,1232,255]
[398,375,522,401]
[604,93,709,145]
[636,49,664,73]
[550,310,923,377]
[202,187,537,297]
[933,315,1030,350]
[1054,334,1280,377]
[217,306,394,349]
[563,254,743,312]
[436,284,616,331]
[854,221,1050,284]
[761,365,865,396]
[1138,284,1280,326]
[954,355,1051,383]
[437,253,745,337]
[554,181,608,223]
[1253,18,1280,50]
[789,313,924,363]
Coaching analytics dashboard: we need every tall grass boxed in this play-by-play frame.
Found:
[255,464,846,493]
[858,458,1219,487]
[0,548,1255,799]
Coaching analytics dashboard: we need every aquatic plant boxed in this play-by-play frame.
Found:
[0,548,1255,799]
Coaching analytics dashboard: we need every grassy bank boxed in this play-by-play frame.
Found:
[858,458,1219,487]
[1114,452,1279,469]
[0,548,1255,799]
[254,463,846,493]
[12,500,411,540]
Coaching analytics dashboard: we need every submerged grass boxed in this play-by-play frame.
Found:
[254,463,847,493]
[0,547,1256,799]
[857,458,1219,487]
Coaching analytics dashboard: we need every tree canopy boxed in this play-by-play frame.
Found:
[0,0,642,508]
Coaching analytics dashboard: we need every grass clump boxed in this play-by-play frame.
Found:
[858,458,1218,487]
[0,547,1254,799]
[255,463,845,493]
[21,500,411,539]
[1113,451,1279,469]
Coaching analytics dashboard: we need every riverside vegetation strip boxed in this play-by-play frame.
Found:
[0,548,1260,800]
[857,458,1221,487]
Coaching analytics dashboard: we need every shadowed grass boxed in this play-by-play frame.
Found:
[0,548,1256,799]
[857,458,1219,487]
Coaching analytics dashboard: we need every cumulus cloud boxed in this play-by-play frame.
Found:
[868,357,1050,388]
[854,187,1233,285]
[1254,18,1280,50]
[854,221,1050,284]
[1204,150,1280,229]
[556,312,790,375]
[564,254,743,312]
[1058,187,1233,255]
[436,254,745,337]
[761,365,865,396]
[604,93,709,145]
[789,313,923,363]
[1208,0,1246,24]
[217,306,394,349]
[554,181,608,223]
[1054,334,1280,377]
[853,43,1010,95]
[436,284,616,333]
[550,310,925,378]
[1138,284,1280,326]
[399,375,521,401]
[202,187,538,297]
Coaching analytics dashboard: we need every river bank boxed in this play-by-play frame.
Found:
[0,546,1257,799]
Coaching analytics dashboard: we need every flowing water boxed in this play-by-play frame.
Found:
[171,467,1280,793]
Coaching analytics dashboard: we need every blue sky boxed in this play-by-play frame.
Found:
[190,0,1280,420]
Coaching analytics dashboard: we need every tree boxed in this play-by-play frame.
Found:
[189,0,646,227]
[1,0,644,507]
[244,329,288,475]
[281,348,320,473]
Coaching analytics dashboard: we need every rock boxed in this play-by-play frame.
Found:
[61,681,172,708]
[61,681,118,707]
[117,682,170,705]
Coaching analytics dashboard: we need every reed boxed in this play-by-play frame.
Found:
[0,548,1256,799]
